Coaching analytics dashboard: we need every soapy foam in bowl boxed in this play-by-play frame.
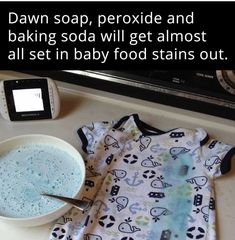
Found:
[0,135,85,226]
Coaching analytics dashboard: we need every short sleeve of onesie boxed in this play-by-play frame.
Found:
[49,114,235,240]
[77,120,118,154]
[200,137,235,177]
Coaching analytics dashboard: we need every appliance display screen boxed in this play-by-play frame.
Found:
[13,88,44,112]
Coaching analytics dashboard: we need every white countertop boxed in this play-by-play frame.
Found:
[0,71,234,240]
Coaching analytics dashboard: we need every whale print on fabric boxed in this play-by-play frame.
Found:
[49,114,235,240]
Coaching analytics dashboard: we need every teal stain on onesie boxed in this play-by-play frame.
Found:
[147,152,193,239]
[163,153,193,239]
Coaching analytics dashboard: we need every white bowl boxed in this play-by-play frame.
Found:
[0,134,85,227]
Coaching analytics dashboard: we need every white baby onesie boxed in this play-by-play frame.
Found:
[50,114,235,240]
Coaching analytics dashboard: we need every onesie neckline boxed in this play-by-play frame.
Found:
[114,114,210,146]
[114,114,167,136]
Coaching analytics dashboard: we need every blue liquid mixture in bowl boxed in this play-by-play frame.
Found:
[0,135,85,225]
